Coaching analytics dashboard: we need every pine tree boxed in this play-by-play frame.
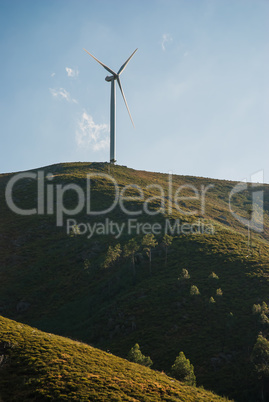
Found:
[190,285,200,296]
[124,238,139,278]
[162,234,173,268]
[70,224,81,237]
[208,272,219,280]
[142,234,157,275]
[171,351,196,386]
[209,296,216,304]
[181,268,190,279]
[252,304,262,315]
[103,244,121,269]
[216,288,223,297]
[252,302,269,327]
[251,334,269,401]
[127,343,153,367]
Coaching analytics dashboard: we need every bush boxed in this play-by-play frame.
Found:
[171,351,196,386]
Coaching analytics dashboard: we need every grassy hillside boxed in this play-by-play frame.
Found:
[0,316,231,401]
[0,162,269,401]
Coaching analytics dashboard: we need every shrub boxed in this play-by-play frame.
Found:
[216,288,223,297]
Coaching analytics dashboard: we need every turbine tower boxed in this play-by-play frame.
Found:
[84,48,137,164]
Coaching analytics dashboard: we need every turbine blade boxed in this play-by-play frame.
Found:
[117,77,135,127]
[83,48,116,76]
[117,48,138,75]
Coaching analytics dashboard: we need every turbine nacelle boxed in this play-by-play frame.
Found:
[105,75,116,82]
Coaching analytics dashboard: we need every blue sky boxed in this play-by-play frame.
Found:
[1,0,268,182]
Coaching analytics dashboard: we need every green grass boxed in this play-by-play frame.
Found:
[0,316,231,401]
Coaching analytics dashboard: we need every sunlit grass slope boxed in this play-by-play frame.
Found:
[0,316,231,401]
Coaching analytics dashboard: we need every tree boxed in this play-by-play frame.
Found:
[177,269,190,290]
[209,296,216,304]
[253,302,269,316]
[262,302,269,314]
[253,304,262,315]
[69,224,81,237]
[216,288,223,297]
[208,272,219,280]
[223,312,235,348]
[252,302,269,327]
[251,334,269,401]
[162,234,173,268]
[127,343,153,367]
[171,351,196,386]
[124,238,139,278]
[181,268,190,279]
[260,312,269,326]
[83,259,91,271]
[103,244,121,269]
[142,234,157,275]
[69,225,81,251]
[190,285,200,296]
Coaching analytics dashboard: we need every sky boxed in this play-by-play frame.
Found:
[0,0,268,183]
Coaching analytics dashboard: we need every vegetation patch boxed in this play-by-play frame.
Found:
[0,316,230,401]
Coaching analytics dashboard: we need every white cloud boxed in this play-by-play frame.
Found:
[49,87,78,103]
[76,111,109,151]
[65,67,79,78]
[161,33,173,51]
[51,72,56,77]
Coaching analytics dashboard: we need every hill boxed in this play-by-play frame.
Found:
[0,162,269,401]
[0,315,231,401]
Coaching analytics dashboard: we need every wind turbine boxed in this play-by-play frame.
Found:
[83,48,137,164]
